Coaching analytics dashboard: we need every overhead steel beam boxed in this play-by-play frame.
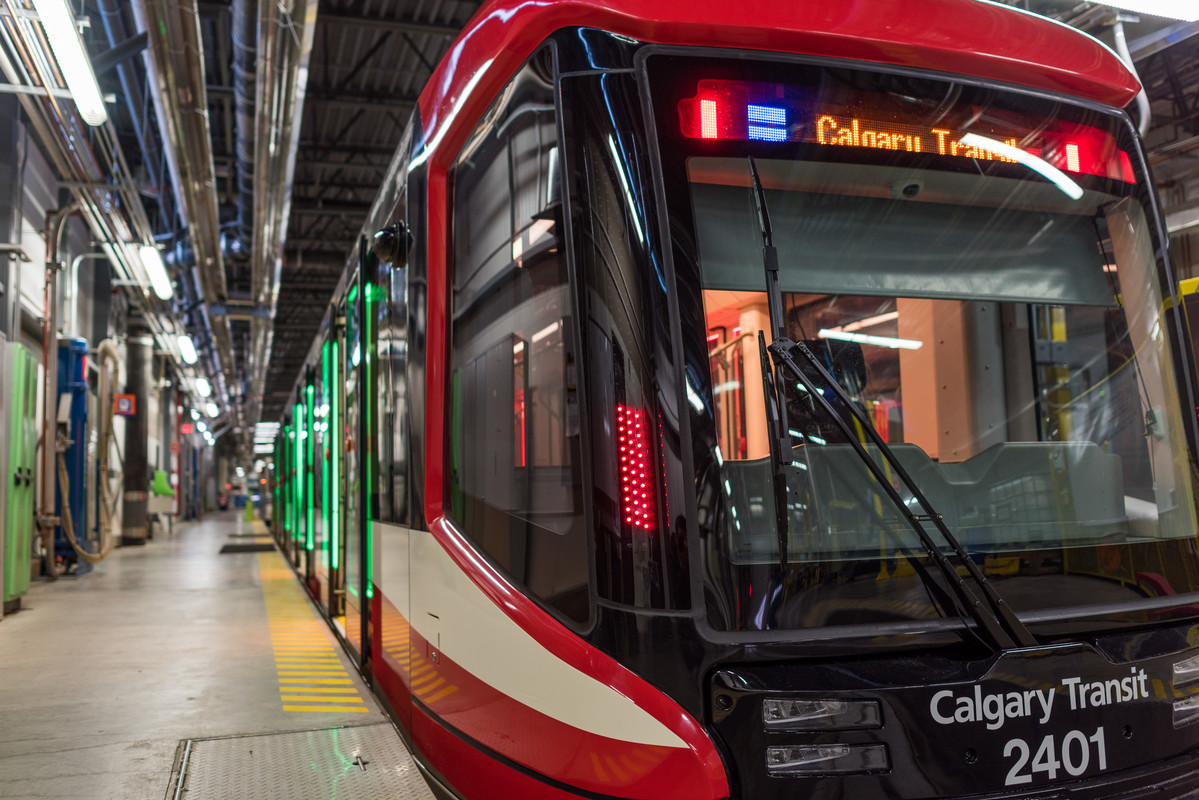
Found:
[319,13,461,38]
[1129,21,1199,62]
[298,143,395,157]
[290,201,372,214]
[281,237,358,249]
[295,156,390,172]
[305,94,416,113]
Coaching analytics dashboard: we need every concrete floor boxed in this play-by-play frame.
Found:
[0,511,388,800]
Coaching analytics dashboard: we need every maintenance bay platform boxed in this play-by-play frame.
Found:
[0,511,436,800]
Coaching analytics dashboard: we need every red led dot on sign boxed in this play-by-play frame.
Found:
[616,404,655,531]
[700,99,718,139]
[1065,142,1081,173]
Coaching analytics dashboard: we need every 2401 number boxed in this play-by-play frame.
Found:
[1004,728,1107,786]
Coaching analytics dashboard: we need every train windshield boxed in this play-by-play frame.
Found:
[647,56,1199,635]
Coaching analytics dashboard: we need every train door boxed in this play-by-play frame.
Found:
[342,266,368,664]
[313,334,332,611]
[364,217,415,732]
[302,366,318,589]
[328,316,347,619]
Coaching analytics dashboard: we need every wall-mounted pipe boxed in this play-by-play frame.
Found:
[38,203,78,580]
[65,251,108,339]
[132,0,239,425]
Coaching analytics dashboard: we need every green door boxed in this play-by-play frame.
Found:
[5,344,37,608]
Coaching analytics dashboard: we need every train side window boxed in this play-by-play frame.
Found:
[372,217,410,526]
[447,49,589,625]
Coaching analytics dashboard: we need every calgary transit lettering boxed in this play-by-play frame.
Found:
[815,115,1018,162]
[930,668,1150,731]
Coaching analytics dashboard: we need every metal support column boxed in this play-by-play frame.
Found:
[121,314,152,545]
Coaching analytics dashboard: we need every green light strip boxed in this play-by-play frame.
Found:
[274,436,281,532]
[282,425,291,532]
[331,338,341,571]
[364,282,375,599]
[294,402,303,543]
[321,341,330,555]
[305,383,315,551]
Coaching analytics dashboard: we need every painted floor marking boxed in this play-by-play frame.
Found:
[258,551,371,713]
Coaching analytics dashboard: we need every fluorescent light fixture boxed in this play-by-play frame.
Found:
[205,402,219,418]
[834,311,899,334]
[958,133,1084,200]
[196,421,207,433]
[139,245,173,300]
[178,334,198,364]
[818,329,924,350]
[1100,1,1199,20]
[29,0,108,125]
[195,377,212,398]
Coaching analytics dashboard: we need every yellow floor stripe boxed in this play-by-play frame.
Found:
[284,705,371,714]
[258,550,374,715]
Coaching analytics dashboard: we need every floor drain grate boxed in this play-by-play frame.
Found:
[218,543,276,554]
[168,723,435,799]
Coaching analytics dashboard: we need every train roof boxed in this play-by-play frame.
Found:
[416,0,1139,169]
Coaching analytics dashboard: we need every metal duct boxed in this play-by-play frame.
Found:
[246,0,319,437]
[131,0,239,426]
[96,0,164,200]
[232,0,255,259]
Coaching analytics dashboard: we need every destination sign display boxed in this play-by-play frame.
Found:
[677,79,1135,184]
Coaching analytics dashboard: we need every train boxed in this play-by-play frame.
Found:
[270,0,1199,797]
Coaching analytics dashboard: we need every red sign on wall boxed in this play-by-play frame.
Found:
[114,394,136,416]
[181,423,195,435]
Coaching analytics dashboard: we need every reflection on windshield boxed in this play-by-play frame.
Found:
[694,163,1198,631]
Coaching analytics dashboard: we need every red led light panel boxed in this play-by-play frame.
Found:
[1065,142,1080,173]
[700,99,718,139]
[617,404,656,530]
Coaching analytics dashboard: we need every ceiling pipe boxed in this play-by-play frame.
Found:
[96,0,165,199]
[231,0,255,261]
[0,1,183,321]
[246,0,319,445]
[131,0,239,426]
[1110,15,1152,137]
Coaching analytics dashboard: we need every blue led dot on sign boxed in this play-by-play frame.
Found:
[747,104,787,141]
[748,125,788,142]
[748,104,787,125]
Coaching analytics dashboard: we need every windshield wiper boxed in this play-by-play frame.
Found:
[745,156,1036,652]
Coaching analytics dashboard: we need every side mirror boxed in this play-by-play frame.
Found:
[371,221,413,267]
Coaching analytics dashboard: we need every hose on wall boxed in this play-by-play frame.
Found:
[54,339,121,565]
